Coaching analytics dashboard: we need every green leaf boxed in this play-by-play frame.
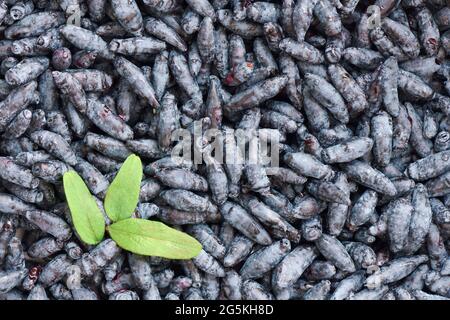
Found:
[104,154,142,222]
[107,218,202,259]
[63,171,105,244]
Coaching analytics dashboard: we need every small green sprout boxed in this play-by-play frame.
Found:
[63,154,202,259]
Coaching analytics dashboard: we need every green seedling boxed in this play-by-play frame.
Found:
[63,154,202,259]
